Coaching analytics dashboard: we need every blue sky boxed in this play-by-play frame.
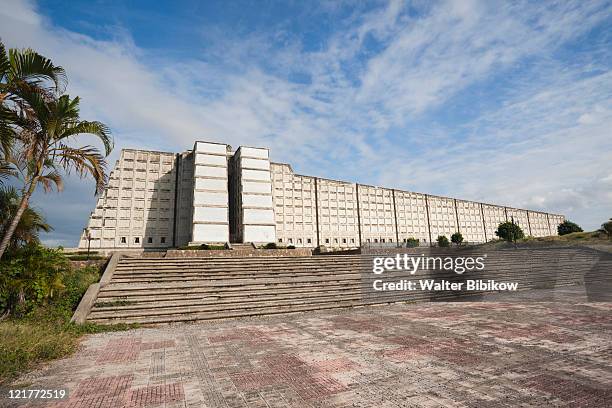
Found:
[1,0,611,246]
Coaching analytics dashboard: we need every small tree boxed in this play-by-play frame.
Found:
[437,235,450,247]
[451,232,463,246]
[601,218,612,237]
[0,186,51,252]
[406,237,419,248]
[495,221,524,242]
[0,243,69,315]
[557,220,583,236]
[0,94,112,259]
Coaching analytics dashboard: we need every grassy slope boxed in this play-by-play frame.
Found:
[0,265,137,385]
[476,231,612,251]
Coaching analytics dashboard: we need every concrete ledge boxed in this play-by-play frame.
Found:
[166,248,312,258]
[100,252,122,287]
[70,283,100,324]
[70,252,122,324]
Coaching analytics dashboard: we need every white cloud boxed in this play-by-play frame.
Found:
[0,0,610,246]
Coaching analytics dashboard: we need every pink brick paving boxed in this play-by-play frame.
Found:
[2,287,611,407]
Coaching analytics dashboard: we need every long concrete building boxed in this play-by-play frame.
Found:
[78,141,565,250]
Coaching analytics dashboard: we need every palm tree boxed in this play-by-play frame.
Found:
[0,41,110,259]
[0,92,112,259]
[0,186,51,252]
[1,40,66,181]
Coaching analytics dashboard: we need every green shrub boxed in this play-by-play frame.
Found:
[0,244,70,316]
[406,237,420,248]
[264,242,278,249]
[287,245,296,249]
[557,220,583,236]
[495,222,524,242]
[451,232,464,245]
[53,265,100,317]
[437,235,450,247]
[602,218,612,237]
[0,261,133,384]
[201,244,226,250]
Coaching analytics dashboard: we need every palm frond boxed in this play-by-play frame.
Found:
[0,186,52,248]
[7,47,67,93]
[0,159,16,185]
[55,145,108,194]
[38,170,64,192]
[57,119,113,156]
[0,104,18,153]
[8,81,50,127]
[0,41,10,83]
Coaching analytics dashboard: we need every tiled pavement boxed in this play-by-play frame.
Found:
[4,287,611,407]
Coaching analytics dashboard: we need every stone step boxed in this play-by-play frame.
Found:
[113,263,360,275]
[97,275,583,304]
[96,273,593,305]
[90,292,367,317]
[91,274,586,315]
[109,263,586,280]
[114,255,594,269]
[95,273,583,310]
[119,255,358,264]
[104,266,585,287]
[110,270,363,282]
[101,274,363,290]
[88,281,582,325]
[88,291,438,321]
[97,283,362,301]
[115,263,359,272]
[93,289,363,310]
[88,299,369,325]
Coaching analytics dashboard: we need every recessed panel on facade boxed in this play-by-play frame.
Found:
[242,181,272,194]
[195,166,227,178]
[194,206,228,222]
[242,194,273,207]
[195,153,227,166]
[195,178,227,191]
[242,169,271,181]
[193,223,228,242]
[240,147,268,159]
[243,225,275,243]
[244,208,275,224]
[195,141,227,155]
[241,158,270,170]
[194,191,228,206]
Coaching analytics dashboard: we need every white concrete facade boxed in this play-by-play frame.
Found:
[229,146,276,243]
[78,149,177,249]
[191,141,230,244]
[79,141,566,249]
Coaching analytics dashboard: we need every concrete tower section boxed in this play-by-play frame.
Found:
[190,141,231,244]
[229,146,276,244]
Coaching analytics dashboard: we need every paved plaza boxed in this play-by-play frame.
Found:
[4,287,612,407]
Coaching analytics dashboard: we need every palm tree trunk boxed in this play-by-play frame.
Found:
[0,180,37,259]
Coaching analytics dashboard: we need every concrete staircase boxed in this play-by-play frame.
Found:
[88,256,365,325]
[85,248,611,325]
